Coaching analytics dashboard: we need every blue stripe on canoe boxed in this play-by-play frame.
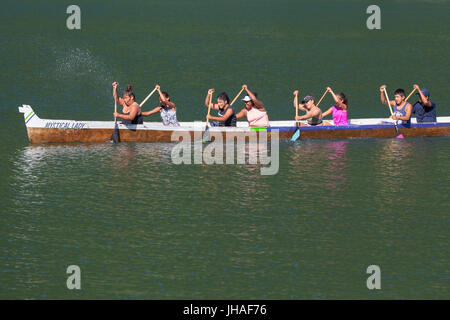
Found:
[267,122,450,132]
[25,113,35,124]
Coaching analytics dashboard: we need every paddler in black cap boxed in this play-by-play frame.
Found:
[293,91,324,126]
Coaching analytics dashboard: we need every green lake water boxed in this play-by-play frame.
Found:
[1,0,449,299]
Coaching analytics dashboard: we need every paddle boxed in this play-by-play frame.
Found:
[111,89,120,143]
[140,87,158,108]
[315,89,328,109]
[290,92,300,141]
[230,87,245,107]
[291,88,328,141]
[202,92,213,142]
[383,88,404,139]
[405,88,417,102]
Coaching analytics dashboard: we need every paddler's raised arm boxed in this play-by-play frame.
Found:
[379,85,393,107]
[156,85,176,109]
[205,89,219,110]
[327,87,347,110]
[243,84,264,108]
[112,82,124,106]
[293,90,307,111]
[414,84,432,107]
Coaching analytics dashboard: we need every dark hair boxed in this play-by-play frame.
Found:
[124,84,135,99]
[161,91,170,100]
[394,88,405,97]
[337,92,348,106]
[217,92,230,104]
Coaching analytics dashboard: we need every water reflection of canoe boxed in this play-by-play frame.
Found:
[19,105,450,143]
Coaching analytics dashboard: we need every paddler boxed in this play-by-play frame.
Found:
[379,85,412,125]
[322,87,349,125]
[205,89,237,126]
[112,82,143,125]
[293,91,324,126]
[141,85,180,126]
[412,84,437,123]
[235,84,270,127]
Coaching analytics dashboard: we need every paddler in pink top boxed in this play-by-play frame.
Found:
[322,87,348,125]
[236,84,270,127]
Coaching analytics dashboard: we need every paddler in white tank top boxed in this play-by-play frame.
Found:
[235,84,270,127]
[141,85,180,126]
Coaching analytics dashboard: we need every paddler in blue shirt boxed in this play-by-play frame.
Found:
[412,84,437,123]
[379,85,412,125]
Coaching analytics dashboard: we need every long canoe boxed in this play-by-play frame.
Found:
[19,105,450,143]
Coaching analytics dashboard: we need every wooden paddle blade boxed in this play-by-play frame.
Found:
[290,128,301,141]
[202,126,211,143]
[111,123,120,143]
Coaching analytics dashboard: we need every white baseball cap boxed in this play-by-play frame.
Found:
[242,96,252,102]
